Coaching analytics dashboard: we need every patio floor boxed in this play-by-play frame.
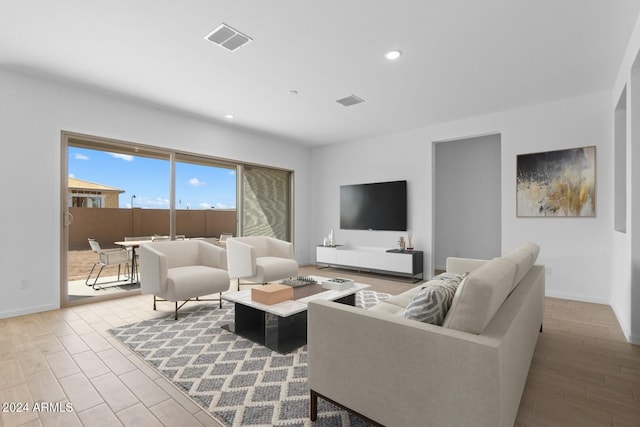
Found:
[67,249,139,300]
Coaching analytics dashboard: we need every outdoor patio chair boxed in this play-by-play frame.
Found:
[217,232,233,246]
[85,238,130,290]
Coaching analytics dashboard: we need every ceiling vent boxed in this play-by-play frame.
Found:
[205,23,252,51]
[336,94,365,107]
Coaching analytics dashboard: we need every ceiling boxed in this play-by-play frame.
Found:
[1,1,639,147]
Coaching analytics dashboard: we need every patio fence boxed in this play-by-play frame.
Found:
[68,207,236,250]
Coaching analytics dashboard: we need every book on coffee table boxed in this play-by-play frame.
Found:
[321,278,355,291]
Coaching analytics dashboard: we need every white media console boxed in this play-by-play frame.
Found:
[316,245,424,282]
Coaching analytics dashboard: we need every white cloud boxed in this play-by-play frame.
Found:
[199,202,212,209]
[189,178,206,186]
[229,170,236,176]
[68,173,75,178]
[135,196,170,209]
[108,152,134,162]
[74,153,89,160]
[215,202,236,209]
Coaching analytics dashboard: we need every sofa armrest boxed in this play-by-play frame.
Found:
[139,244,168,295]
[266,237,294,259]
[197,240,227,269]
[226,239,256,279]
[308,301,502,427]
[446,257,488,274]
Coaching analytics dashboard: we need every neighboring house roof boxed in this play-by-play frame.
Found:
[68,177,125,193]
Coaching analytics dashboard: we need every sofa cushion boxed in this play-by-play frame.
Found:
[442,257,517,334]
[403,274,466,325]
[502,243,540,291]
[165,265,229,301]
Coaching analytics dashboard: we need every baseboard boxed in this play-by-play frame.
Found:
[0,303,59,320]
[610,300,632,342]
[545,291,609,305]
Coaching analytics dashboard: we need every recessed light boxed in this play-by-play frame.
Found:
[224,114,235,119]
[385,50,402,60]
[288,90,299,95]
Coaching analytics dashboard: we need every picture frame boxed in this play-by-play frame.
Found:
[516,146,596,217]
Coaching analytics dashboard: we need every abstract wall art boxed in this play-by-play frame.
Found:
[516,146,596,217]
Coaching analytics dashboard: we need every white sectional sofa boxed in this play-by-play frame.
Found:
[308,243,544,427]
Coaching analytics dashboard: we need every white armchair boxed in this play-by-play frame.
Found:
[226,236,298,289]
[139,240,230,319]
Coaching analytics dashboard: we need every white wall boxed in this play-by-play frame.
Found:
[311,91,613,302]
[0,69,312,319]
[434,134,501,270]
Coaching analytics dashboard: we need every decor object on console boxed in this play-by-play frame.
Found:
[308,243,543,427]
[138,239,229,319]
[517,146,595,217]
[226,236,299,289]
[322,229,335,247]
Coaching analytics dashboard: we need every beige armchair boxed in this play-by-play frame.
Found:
[226,236,298,289]
[139,240,230,319]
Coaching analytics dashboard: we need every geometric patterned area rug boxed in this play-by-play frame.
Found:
[109,290,390,427]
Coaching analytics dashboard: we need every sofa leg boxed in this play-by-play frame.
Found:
[310,390,318,421]
[153,295,157,310]
[540,323,543,333]
[175,302,178,320]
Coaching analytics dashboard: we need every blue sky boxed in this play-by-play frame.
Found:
[69,147,236,209]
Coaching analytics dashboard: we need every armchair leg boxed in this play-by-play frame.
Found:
[310,390,318,421]
[153,295,157,310]
[219,292,222,308]
[175,302,178,320]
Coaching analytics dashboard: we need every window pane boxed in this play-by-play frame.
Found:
[174,157,237,239]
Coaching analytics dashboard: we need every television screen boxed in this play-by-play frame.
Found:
[340,180,407,231]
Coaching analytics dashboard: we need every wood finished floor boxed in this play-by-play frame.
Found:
[0,266,638,426]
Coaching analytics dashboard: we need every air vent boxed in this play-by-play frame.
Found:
[336,94,365,107]
[205,23,252,51]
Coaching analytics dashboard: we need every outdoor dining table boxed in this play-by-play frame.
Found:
[113,239,151,285]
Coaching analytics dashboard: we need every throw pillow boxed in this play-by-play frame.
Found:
[403,274,466,325]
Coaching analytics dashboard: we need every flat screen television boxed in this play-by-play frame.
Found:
[340,180,407,231]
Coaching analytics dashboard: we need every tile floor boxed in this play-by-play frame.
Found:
[2,266,640,426]
[0,294,224,427]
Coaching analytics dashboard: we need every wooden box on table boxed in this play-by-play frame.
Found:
[251,284,294,305]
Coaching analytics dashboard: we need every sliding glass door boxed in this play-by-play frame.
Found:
[64,134,171,303]
[61,132,294,307]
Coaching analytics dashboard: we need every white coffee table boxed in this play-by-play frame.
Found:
[222,277,370,353]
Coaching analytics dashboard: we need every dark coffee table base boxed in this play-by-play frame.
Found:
[223,293,356,353]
